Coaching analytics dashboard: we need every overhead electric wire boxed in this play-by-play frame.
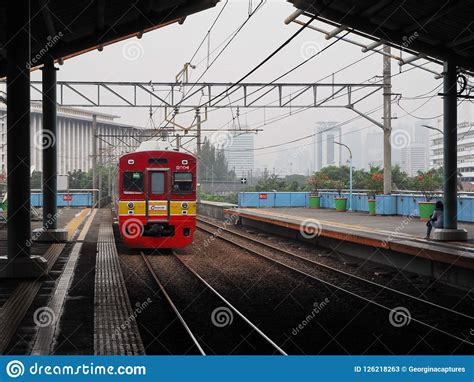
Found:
[144,1,267,140]
[191,5,337,110]
[188,0,229,65]
[177,0,267,106]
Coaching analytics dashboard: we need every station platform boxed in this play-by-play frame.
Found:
[0,207,144,355]
[224,207,474,290]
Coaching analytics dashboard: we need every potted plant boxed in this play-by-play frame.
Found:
[307,174,327,209]
[416,170,442,221]
[366,172,384,216]
[334,180,348,212]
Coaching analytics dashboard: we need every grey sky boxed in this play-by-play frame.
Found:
[29,0,472,173]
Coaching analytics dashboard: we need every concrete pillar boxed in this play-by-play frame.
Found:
[0,0,47,277]
[383,45,392,194]
[33,60,67,242]
[433,60,467,241]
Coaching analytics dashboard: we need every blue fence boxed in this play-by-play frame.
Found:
[31,193,93,207]
[238,192,474,223]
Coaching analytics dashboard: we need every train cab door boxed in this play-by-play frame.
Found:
[145,168,171,223]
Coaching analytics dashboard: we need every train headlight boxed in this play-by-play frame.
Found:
[127,202,135,209]
[181,202,189,209]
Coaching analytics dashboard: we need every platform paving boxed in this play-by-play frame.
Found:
[226,208,474,271]
[0,208,91,354]
[94,216,145,355]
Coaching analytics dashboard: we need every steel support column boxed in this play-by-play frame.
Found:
[0,0,47,277]
[33,60,67,242]
[443,60,457,230]
[432,60,467,241]
[6,1,31,260]
[42,61,58,229]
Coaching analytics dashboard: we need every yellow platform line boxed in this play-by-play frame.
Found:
[64,208,91,240]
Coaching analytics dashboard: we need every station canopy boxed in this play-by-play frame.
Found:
[0,0,219,77]
[289,0,474,74]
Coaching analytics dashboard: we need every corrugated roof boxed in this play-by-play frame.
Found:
[0,0,219,77]
[289,0,474,73]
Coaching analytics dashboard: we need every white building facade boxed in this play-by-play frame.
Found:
[401,143,427,176]
[430,122,474,182]
[223,133,255,178]
[0,103,141,175]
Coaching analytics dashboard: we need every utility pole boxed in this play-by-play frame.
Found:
[92,114,97,207]
[176,134,181,151]
[196,109,201,201]
[383,45,392,195]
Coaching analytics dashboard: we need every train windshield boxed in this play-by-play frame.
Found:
[122,171,144,193]
[150,172,165,194]
[173,172,193,194]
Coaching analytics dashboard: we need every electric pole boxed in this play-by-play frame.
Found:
[383,45,392,195]
[196,109,202,201]
[92,114,98,207]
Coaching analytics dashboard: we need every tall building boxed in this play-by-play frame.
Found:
[363,130,383,169]
[314,122,342,171]
[0,102,141,175]
[401,143,427,176]
[223,133,255,178]
[430,121,474,181]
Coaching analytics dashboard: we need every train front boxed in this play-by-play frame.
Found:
[116,149,197,249]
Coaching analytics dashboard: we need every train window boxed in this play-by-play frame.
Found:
[173,172,193,194]
[150,172,165,194]
[148,158,168,165]
[123,172,144,193]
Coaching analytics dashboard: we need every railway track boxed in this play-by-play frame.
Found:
[140,250,287,355]
[196,217,474,347]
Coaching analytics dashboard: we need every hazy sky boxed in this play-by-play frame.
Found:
[29,0,472,173]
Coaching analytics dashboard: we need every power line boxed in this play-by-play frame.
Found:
[188,0,229,65]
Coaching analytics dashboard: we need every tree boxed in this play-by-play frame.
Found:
[199,138,235,181]
[31,171,42,189]
[416,169,443,201]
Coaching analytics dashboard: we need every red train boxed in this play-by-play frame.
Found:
[113,144,197,249]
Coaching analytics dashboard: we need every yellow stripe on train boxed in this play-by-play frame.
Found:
[118,201,196,216]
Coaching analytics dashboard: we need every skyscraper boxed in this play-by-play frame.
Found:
[223,133,255,178]
[314,122,342,171]
[401,143,427,176]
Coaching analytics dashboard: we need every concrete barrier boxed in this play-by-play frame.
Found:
[31,192,93,207]
[198,200,238,220]
[238,192,474,222]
